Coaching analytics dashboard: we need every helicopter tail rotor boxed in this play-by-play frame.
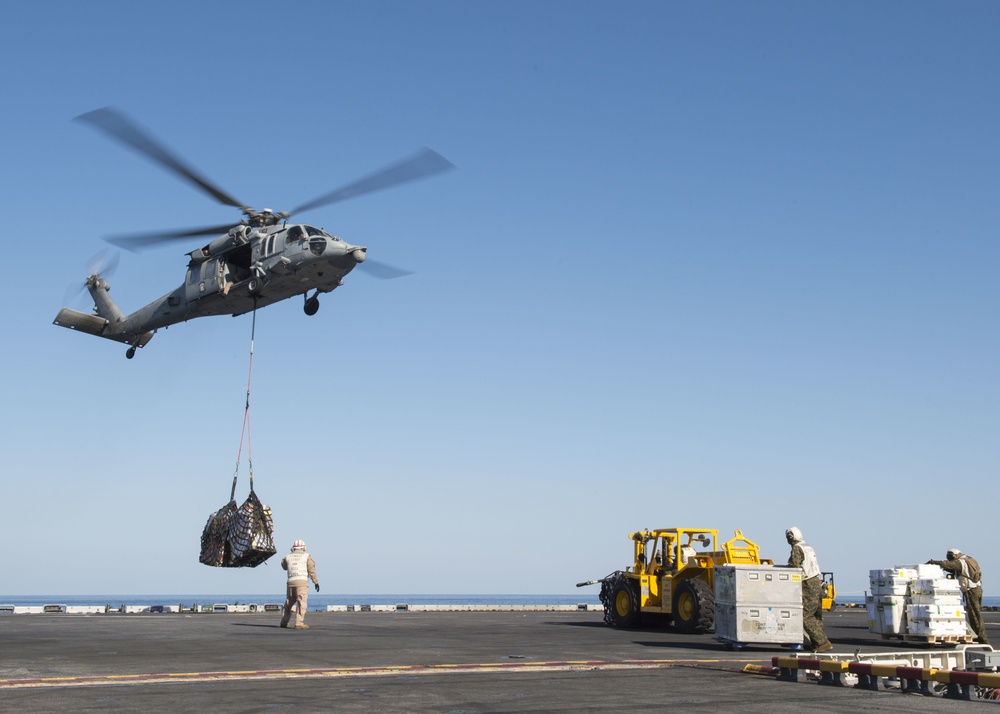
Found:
[63,248,121,306]
[87,247,120,279]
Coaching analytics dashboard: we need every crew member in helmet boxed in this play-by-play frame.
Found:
[280,539,320,630]
[927,548,989,644]
[786,527,832,652]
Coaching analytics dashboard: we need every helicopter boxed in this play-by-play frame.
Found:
[53,107,454,359]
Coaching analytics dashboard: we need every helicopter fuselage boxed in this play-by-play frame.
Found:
[54,223,365,357]
[55,107,452,358]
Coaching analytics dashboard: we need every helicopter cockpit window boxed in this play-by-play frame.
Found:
[304,225,337,240]
[286,225,305,243]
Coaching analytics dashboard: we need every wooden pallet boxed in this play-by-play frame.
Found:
[879,632,974,645]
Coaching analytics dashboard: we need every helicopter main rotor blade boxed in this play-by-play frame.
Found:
[75,107,249,211]
[106,223,239,252]
[290,148,454,216]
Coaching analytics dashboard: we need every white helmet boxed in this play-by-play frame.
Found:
[292,539,306,551]
[785,527,803,544]
[947,548,962,559]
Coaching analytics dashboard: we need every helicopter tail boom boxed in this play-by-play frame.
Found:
[53,275,154,351]
[52,308,154,348]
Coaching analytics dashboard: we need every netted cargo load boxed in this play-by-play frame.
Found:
[199,490,276,568]
[229,490,276,567]
[199,499,238,567]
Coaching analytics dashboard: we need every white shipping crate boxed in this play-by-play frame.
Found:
[914,563,945,579]
[870,567,918,581]
[715,603,803,645]
[869,567,916,596]
[908,593,963,606]
[909,620,968,637]
[907,604,965,620]
[866,599,882,634]
[909,578,962,596]
[869,578,908,596]
[867,595,906,635]
[714,564,802,607]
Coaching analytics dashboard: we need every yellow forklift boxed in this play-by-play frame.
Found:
[579,528,835,632]
[821,571,837,610]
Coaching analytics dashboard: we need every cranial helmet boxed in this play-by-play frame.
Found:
[785,527,803,544]
[947,548,962,559]
[292,539,306,551]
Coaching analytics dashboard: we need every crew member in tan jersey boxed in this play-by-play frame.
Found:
[280,539,320,629]
[928,548,989,645]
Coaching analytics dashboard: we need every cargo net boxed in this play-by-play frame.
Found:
[199,489,276,568]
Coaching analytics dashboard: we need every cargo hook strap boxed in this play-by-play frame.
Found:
[231,304,257,500]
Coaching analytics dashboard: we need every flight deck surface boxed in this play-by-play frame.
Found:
[1,608,995,712]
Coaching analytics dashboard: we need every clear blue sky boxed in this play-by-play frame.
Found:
[2,2,996,597]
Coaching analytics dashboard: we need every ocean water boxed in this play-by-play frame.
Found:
[3,593,998,609]
[0,593,603,608]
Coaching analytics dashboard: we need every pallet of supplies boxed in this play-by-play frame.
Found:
[199,489,276,568]
[866,563,972,643]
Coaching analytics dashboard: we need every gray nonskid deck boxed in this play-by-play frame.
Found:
[0,609,995,712]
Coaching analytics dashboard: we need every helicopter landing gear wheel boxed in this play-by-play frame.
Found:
[304,295,319,316]
[126,346,136,359]
[248,278,262,296]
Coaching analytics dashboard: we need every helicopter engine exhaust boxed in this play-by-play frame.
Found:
[189,226,253,263]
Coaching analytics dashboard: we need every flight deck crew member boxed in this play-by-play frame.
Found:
[280,539,320,630]
[786,527,832,653]
[927,548,989,645]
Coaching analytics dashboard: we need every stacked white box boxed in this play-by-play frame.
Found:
[715,604,802,644]
[909,619,967,636]
[909,592,962,606]
[907,603,965,619]
[915,563,946,579]
[906,579,967,637]
[909,578,962,596]
[869,567,917,596]
[867,563,967,638]
[867,595,906,635]
[715,564,803,606]
[714,564,803,645]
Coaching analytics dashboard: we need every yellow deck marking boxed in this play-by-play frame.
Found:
[0,658,764,690]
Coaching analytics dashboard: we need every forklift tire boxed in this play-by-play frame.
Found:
[672,579,714,633]
[604,577,641,629]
